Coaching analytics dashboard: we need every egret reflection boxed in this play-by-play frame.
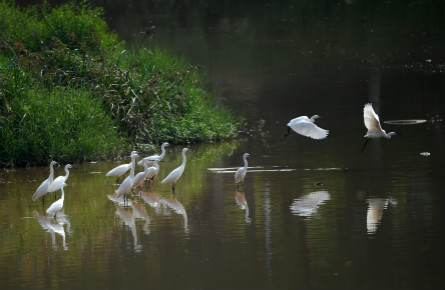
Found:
[290,190,331,218]
[139,191,162,213]
[131,201,151,235]
[115,206,141,252]
[235,191,251,224]
[161,196,189,235]
[33,210,68,250]
[366,197,397,235]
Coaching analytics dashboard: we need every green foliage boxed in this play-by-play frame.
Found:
[0,1,241,166]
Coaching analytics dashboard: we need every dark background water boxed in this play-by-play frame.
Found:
[3,1,445,289]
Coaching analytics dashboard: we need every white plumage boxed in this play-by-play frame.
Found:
[32,161,58,204]
[46,183,69,219]
[161,148,189,192]
[361,103,397,152]
[106,151,139,184]
[234,153,250,184]
[286,115,329,139]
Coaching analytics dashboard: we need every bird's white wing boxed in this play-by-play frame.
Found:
[48,176,64,192]
[287,116,309,127]
[161,167,181,184]
[33,179,49,200]
[106,164,130,176]
[116,175,132,198]
[234,167,247,183]
[289,121,329,139]
[363,103,382,132]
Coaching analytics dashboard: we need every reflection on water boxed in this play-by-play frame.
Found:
[139,191,162,213]
[131,200,151,235]
[115,205,142,252]
[366,197,397,235]
[160,195,189,235]
[290,191,331,218]
[33,211,69,250]
[235,191,251,224]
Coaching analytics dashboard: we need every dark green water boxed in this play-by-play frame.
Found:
[2,1,444,289]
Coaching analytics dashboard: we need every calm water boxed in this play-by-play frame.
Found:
[3,1,445,289]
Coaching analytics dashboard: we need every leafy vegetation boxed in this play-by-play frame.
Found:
[0,1,240,166]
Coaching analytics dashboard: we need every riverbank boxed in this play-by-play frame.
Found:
[0,1,241,167]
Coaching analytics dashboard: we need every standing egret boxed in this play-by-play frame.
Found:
[48,164,74,200]
[132,158,157,189]
[138,142,169,167]
[143,159,161,185]
[106,151,139,184]
[234,153,250,186]
[361,103,397,152]
[161,148,190,192]
[46,183,70,219]
[115,152,139,201]
[32,161,58,207]
[285,115,329,139]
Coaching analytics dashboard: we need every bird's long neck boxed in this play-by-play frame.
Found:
[143,162,149,173]
[130,157,136,178]
[243,156,248,169]
[64,167,70,180]
[159,145,167,159]
[49,163,56,182]
[60,187,65,201]
[181,151,187,167]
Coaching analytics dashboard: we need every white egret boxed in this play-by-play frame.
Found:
[46,183,70,219]
[234,153,250,185]
[106,151,139,184]
[362,103,397,152]
[132,158,158,189]
[32,161,58,206]
[115,152,139,201]
[161,148,190,192]
[138,142,169,167]
[285,115,329,139]
[48,164,74,200]
[144,159,161,185]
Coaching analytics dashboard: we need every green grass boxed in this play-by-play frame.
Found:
[0,1,241,166]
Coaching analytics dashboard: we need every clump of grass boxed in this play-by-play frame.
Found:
[0,1,241,166]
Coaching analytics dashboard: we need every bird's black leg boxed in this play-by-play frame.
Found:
[360,139,370,153]
[284,126,291,137]
[54,193,57,201]
[42,197,45,208]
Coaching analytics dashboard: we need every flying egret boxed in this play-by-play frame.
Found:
[46,183,70,219]
[106,151,139,184]
[32,161,58,207]
[115,152,139,201]
[48,164,74,200]
[161,148,190,192]
[234,153,250,186]
[361,103,397,152]
[138,142,169,167]
[284,115,329,139]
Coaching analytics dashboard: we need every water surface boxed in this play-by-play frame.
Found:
[2,1,445,289]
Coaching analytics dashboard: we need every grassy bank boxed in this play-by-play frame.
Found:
[0,1,240,167]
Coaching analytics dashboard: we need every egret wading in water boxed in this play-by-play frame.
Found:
[139,142,169,167]
[46,183,70,219]
[32,161,58,207]
[115,152,139,202]
[285,115,329,139]
[161,148,190,193]
[361,103,398,152]
[132,158,158,189]
[234,153,250,188]
[106,151,139,184]
[48,164,75,200]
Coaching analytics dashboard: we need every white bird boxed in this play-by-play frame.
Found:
[285,115,329,139]
[138,142,169,167]
[115,152,139,201]
[234,153,250,185]
[32,161,58,206]
[46,183,70,219]
[48,164,74,200]
[361,103,397,152]
[161,148,190,192]
[106,151,139,184]
[132,158,158,189]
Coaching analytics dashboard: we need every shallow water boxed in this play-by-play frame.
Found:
[3,1,445,289]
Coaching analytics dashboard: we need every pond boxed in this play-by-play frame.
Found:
[2,1,445,289]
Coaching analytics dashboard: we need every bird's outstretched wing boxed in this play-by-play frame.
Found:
[289,121,329,139]
[363,103,382,132]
